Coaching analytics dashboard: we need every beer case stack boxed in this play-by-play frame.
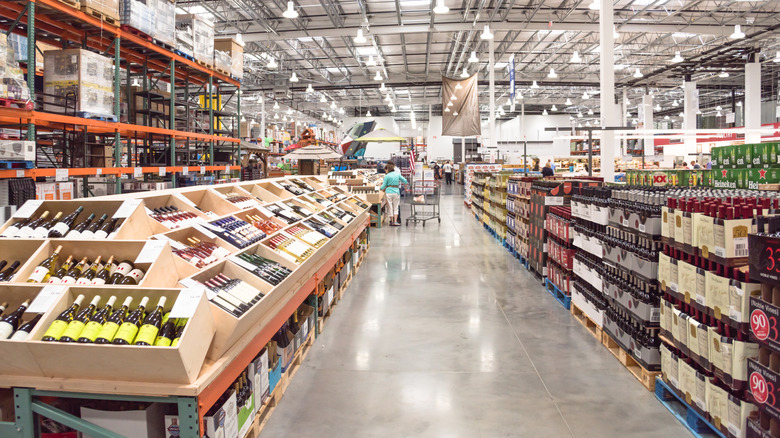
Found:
[713,143,780,190]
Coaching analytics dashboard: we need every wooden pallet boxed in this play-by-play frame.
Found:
[80,6,119,26]
[120,25,152,41]
[215,67,230,76]
[195,59,214,69]
[570,302,602,342]
[602,332,661,392]
[0,98,33,110]
[317,299,336,334]
[57,0,80,9]
[337,270,352,300]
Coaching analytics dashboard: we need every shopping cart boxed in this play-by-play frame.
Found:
[406,180,441,226]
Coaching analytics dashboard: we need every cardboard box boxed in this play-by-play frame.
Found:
[203,391,238,438]
[250,347,270,405]
[36,182,57,200]
[43,49,115,118]
[0,140,35,161]
[57,182,73,200]
[81,403,165,438]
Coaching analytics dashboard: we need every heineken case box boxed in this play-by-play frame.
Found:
[752,142,778,168]
[714,167,780,189]
[712,143,780,169]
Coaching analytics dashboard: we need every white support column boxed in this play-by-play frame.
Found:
[683,80,698,155]
[641,94,654,157]
[622,88,628,154]
[745,58,761,144]
[599,0,616,181]
[489,38,496,149]
[260,97,266,143]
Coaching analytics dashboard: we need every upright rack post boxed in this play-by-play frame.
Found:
[170,59,177,187]
[209,75,214,166]
[114,37,122,194]
[26,1,35,142]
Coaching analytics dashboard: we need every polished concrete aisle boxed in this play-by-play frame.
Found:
[260,185,690,438]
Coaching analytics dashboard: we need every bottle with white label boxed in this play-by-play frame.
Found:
[93,218,118,239]
[65,213,95,239]
[47,255,74,284]
[91,256,114,285]
[60,257,88,285]
[15,211,49,238]
[26,245,62,283]
[32,212,63,238]
[75,256,102,285]
[117,268,145,285]
[9,314,42,341]
[79,214,107,239]
[48,206,83,238]
[0,300,31,339]
[1,217,32,238]
[108,260,134,284]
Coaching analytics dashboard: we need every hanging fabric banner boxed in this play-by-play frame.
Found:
[441,74,481,137]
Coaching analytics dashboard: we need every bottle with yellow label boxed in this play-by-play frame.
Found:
[94,296,132,344]
[112,297,149,345]
[134,297,167,346]
[59,295,101,343]
[77,296,117,343]
[41,295,84,342]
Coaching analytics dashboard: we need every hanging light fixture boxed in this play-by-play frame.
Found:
[391,107,396,113]
[447,101,453,107]
[267,57,278,69]
[565,98,572,105]
[273,101,280,110]
[586,121,592,127]
[774,52,780,63]
[282,1,298,19]
[679,111,684,117]
[468,51,479,63]
[379,83,388,92]
[654,103,661,111]
[577,112,583,118]
[730,24,745,39]
[716,105,723,111]
[548,68,557,78]
[373,71,383,81]
[671,51,684,63]
[571,51,581,63]
[587,108,594,115]
[461,67,469,78]
[339,107,345,114]
[433,0,449,14]
[625,110,631,117]
[306,84,314,93]
[319,95,327,103]
[450,94,457,100]
[542,109,548,116]
[286,108,292,115]
[736,101,743,107]
[531,81,539,89]
[273,113,279,119]
[480,24,493,40]
[582,91,589,99]
[551,104,558,111]
[366,55,377,67]
[671,99,678,107]
[385,94,392,102]
[716,111,722,117]
[282,115,288,122]
[444,107,450,113]
[354,28,367,44]
[330,101,337,110]
[719,70,729,78]
[589,0,599,10]
[664,115,670,120]
[453,111,459,116]
[290,72,299,82]
[517,93,523,100]
[455,83,462,90]
[633,68,643,78]
[366,110,372,117]
[613,26,619,39]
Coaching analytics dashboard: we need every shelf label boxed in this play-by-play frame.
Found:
[135,240,168,264]
[225,165,231,173]
[96,168,102,175]
[169,287,204,318]
[193,224,217,239]
[200,166,206,174]
[113,199,142,219]
[55,168,68,182]
[28,285,67,313]
[133,167,143,178]
[13,200,43,218]
[16,170,24,178]
[159,167,166,177]
[182,167,189,175]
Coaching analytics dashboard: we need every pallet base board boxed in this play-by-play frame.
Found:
[654,377,727,438]
[602,332,661,392]
[544,278,571,310]
[80,6,118,25]
[570,302,602,342]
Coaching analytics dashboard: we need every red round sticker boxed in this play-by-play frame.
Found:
[750,371,769,404]
[751,309,770,341]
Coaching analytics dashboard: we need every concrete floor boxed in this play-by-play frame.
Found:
[260,185,691,438]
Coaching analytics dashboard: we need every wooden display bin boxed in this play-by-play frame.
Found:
[230,208,288,231]
[0,285,56,377]
[289,196,325,214]
[0,199,152,241]
[0,240,47,282]
[158,226,239,270]
[297,176,327,191]
[256,181,295,201]
[240,183,284,203]
[25,287,214,384]
[176,190,239,217]
[210,186,264,210]
[139,194,210,234]
[12,240,181,288]
[261,231,316,266]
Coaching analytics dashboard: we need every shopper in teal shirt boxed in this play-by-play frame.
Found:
[380,163,408,226]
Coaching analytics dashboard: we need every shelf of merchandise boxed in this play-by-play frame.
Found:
[0,175,371,438]
[0,0,241,194]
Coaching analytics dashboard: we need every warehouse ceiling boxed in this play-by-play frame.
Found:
[178,0,780,125]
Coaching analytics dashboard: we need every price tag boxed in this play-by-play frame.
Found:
[55,168,69,182]
[27,285,67,313]
[16,170,24,178]
[96,168,102,175]
[159,167,166,177]
[193,223,217,239]
[169,287,204,318]
[13,200,43,218]
[200,166,206,174]
[225,165,231,173]
[133,167,143,178]
[135,240,168,264]
[113,199,142,219]
[182,167,189,176]
[178,278,200,289]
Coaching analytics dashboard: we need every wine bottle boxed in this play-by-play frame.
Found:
[79,214,106,239]
[60,257,88,285]
[90,256,115,285]
[32,212,63,238]
[94,296,132,344]
[0,301,8,316]
[108,260,134,284]
[93,218,118,240]
[26,245,62,283]
[41,295,84,341]
[59,295,101,342]
[0,262,7,276]
[47,255,74,284]
[16,211,49,238]
[65,213,95,239]
[1,217,31,238]
[154,319,177,346]
[0,261,21,282]
[117,268,145,286]
[77,296,117,343]
[75,256,102,285]
[170,319,187,347]
[48,207,83,238]
[0,300,31,339]
[112,297,149,345]
[134,296,167,345]
[9,314,42,341]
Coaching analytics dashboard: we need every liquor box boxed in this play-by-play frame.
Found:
[249,347,270,406]
[0,199,153,241]
[747,359,780,420]
[715,168,780,190]
[43,49,115,118]
[26,287,214,383]
[748,296,780,352]
[0,140,35,161]
[203,390,239,438]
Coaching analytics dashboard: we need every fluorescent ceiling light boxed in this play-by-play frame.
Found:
[468,51,479,63]
[570,51,581,63]
[366,55,377,67]
[548,68,557,78]
[481,24,493,40]
[354,29,367,44]
[373,71,383,81]
[267,57,278,69]
[282,1,298,19]
[672,32,696,38]
[614,64,628,70]
[671,51,684,63]
[433,0,449,14]
[730,24,745,39]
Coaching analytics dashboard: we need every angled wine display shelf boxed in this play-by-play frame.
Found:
[0,176,371,438]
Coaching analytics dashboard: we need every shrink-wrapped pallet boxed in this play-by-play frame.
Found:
[43,49,115,118]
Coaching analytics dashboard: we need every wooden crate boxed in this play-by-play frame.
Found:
[0,285,57,377]
[176,189,240,217]
[240,183,284,203]
[25,286,214,383]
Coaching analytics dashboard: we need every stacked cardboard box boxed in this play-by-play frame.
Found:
[149,0,175,46]
[712,143,780,189]
[120,0,155,36]
[80,0,119,21]
[0,33,31,101]
[176,14,214,66]
[214,37,244,78]
[43,49,115,118]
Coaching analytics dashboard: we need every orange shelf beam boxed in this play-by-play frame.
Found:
[0,165,240,179]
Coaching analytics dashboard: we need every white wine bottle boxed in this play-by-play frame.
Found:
[9,314,42,341]
[32,212,63,238]
[48,207,83,238]
[58,295,100,343]
[60,257,88,285]
[41,295,84,342]
[16,211,49,238]
[94,296,132,344]
[134,297,167,345]
[90,256,114,285]
[112,297,149,345]
[0,300,31,339]
[65,213,95,239]
[26,245,63,283]
[47,255,74,284]
[1,217,32,238]
[77,296,116,343]
[75,256,102,285]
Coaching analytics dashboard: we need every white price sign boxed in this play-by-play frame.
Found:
[169,288,204,318]
[27,285,67,313]
[159,167,166,177]
[16,170,24,178]
[135,240,168,264]
[182,167,189,175]
[96,168,102,175]
[55,168,69,182]
[133,167,143,178]
[113,199,142,219]
[13,200,43,218]
[225,165,231,173]
[200,166,206,174]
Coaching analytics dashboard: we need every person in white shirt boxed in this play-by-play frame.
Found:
[443,161,453,185]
